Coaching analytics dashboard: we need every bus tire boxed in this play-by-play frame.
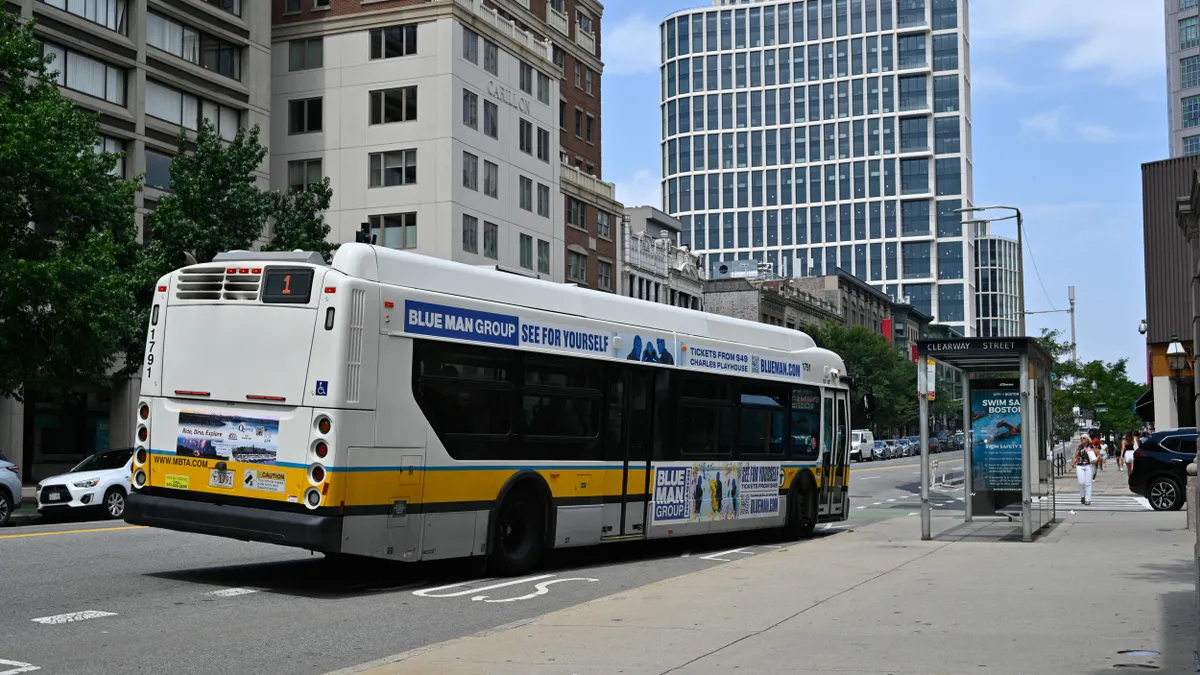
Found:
[782,487,816,540]
[490,487,545,575]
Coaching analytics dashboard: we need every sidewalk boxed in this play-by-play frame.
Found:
[330,501,1195,674]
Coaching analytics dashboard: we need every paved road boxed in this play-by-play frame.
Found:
[848,449,965,523]
[0,514,851,675]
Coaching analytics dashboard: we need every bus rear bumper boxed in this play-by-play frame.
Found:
[125,492,342,553]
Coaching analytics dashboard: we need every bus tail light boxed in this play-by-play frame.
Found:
[135,448,147,465]
[304,487,321,509]
[139,403,150,420]
[316,417,332,435]
[137,426,148,442]
[133,469,147,489]
[314,441,328,459]
[309,464,326,484]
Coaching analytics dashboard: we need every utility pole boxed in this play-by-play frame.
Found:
[1068,285,1077,363]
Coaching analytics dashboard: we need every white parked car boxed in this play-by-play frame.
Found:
[36,448,134,520]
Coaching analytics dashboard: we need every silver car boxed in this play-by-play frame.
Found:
[0,450,22,526]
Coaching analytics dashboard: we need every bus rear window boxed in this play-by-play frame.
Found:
[262,268,314,304]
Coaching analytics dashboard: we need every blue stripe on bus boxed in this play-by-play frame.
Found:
[150,450,820,473]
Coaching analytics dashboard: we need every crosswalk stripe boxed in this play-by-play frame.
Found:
[1054,493,1152,511]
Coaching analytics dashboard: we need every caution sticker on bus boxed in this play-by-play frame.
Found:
[164,474,190,490]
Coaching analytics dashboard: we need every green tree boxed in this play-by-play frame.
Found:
[808,322,917,434]
[1035,327,1145,440]
[263,177,337,262]
[0,15,142,400]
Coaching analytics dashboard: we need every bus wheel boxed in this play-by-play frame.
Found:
[490,489,545,575]
[782,488,816,540]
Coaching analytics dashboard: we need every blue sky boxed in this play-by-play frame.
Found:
[598,0,1166,379]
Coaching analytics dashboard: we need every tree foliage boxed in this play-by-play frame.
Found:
[0,15,141,400]
[807,322,917,434]
[1036,328,1147,441]
[263,178,337,262]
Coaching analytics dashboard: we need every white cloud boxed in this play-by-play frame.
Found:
[613,168,661,208]
[1019,107,1064,137]
[603,14,661,77]
[972,0,1164,86]
[1019,107,1129,143]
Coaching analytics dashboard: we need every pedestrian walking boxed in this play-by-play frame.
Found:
[1070,433,1096,505]
[1122,432,1137,476]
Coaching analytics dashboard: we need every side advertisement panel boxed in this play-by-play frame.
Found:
[650,461,782,525]
[678,337,813,381]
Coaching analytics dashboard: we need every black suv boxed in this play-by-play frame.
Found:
[1129,428,1197,511]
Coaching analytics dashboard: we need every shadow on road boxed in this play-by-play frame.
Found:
[147,526,845,600]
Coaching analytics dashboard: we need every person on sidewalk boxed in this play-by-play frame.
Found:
[1070,434,1096,505]
[1122,432,1137,476]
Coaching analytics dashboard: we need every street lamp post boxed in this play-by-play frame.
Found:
[957,205,1026,336]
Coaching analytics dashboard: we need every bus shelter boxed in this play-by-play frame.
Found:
[916,338,1056,542]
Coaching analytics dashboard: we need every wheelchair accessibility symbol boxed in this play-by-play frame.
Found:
[315,380,328,396]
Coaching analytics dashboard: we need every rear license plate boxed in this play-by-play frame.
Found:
[48,493,61,502]
[209,470,234,489]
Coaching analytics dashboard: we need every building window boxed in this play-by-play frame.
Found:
[567,196,587,229]
[537,127,551,162]
[568,251,587,282]
[287,158,322,191]
[585,69,593,95]
[1185,56,1200,89]
[937,241,963,280]
[520,61,533,95]
[483,221,498,259]
[597,211,611,239]
[95,135,126,177]
[935,157,961,196]
[371,24,418,59]
[585,115,594,143]
[902,241,931,279]
[369,213,418,250]
[537,72,551,105]
[597,261,612,290]
[897,34,926,70]
[148,80,239,138]
[900,158,929,194]
[369,86,418,124]
[559,100,566,128]
[550,0,565,12]
[146,12,241,80]
[934,116,960,154]
[41,0,127,34]
[144,149,173,190]
[932,34,957,72]
[1184,17,1199,50]
[537,183,551,217]
[463,27,479,63]
[577,10,593,34]
[1185,96,1200,129]
[284,0,300,11]
[43,43,125,105]
[938,283,964,322]
[519,176,533,211]
[575,109,584,138]
[931,0,956,29]
[933,75,958,112]
[484,101,499,138]
[462,214,478,253]
[314,0,329,7]
[552,44,565,67]
[898,74,927,111]
[484,40,498,75]
[463,152,479,190]
[575,62,582,89]
[484,161,499,198]
[537,240,551,274]
[369,149,417,187]
[288,97,323,134]
[462,89,478,129]
[1185,0,1199,9]
[288,37,323,71]
[519,119,533,154]
[1185,135,1200,156]
[520,234,533,269]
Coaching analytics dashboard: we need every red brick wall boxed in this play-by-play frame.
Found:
[564,193,617,292]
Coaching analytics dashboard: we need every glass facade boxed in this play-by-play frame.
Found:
[973,235,1019,337]
[660,0,971,331]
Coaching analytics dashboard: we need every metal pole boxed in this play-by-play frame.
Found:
[1017,210,1026,337]
[1068,285,1077,363]
[1020,352,1033,542]
[919,358,931,540]
[961,371,973,522]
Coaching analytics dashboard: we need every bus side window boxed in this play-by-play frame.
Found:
[789,385,821,461]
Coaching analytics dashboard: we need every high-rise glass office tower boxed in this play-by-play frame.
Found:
[659,0,974,334]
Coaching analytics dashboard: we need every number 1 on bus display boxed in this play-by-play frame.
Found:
[282,275,291,295]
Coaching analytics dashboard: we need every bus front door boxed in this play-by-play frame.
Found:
[829,390,850,517]
[621,369,654,537]
[819,391,835,518]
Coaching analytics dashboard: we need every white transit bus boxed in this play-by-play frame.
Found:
[125,244,852,572]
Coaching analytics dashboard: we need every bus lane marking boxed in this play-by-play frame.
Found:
[412,574,556,599]
[207,588,258,598]
[698,547,755,562]
[31,610,116,625]
[474,577,599,602]
[0,659,40,675]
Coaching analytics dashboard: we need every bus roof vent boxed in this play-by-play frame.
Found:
[176,265,262,302]
[213,251,327,265]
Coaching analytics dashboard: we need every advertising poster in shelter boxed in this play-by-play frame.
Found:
[969,379,1023,514]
